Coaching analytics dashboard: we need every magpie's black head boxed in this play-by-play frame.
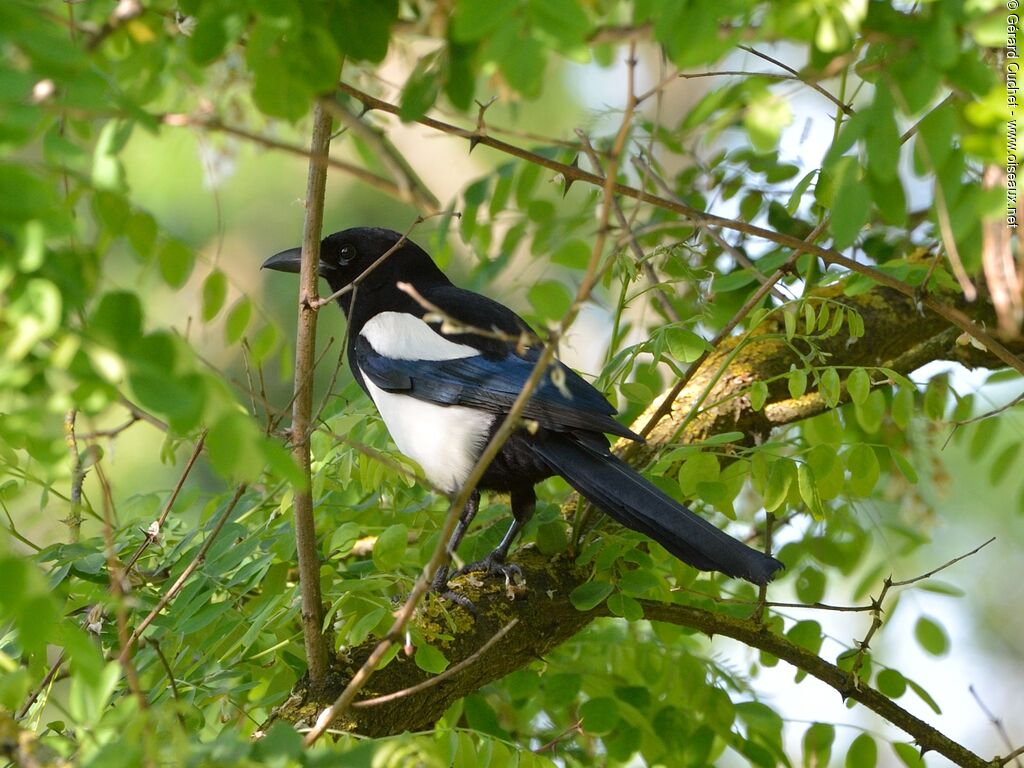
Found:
[262,227,449,308]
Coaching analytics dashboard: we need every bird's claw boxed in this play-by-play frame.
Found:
[455,556,525,598]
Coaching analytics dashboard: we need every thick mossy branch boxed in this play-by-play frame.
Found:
[274,550,594,737]
[275,279,1015,766]
[635,282,1006,463]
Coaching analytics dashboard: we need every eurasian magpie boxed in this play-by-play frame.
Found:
[263,227,783,586]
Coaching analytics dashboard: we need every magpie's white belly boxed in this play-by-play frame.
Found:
[362,376,494,494]
[358,311,495,494]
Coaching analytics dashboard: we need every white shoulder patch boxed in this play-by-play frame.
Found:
[360,311,479,361]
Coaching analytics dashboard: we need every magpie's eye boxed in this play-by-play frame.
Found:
[338,244,355,265]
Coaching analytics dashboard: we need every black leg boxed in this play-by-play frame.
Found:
[430,490,480,592]
[491,486,536,562]
[456,486,535,581]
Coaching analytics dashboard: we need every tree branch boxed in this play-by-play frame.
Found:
[335,81,1024,376]
[290,100,333,688]
[633,600,989,767]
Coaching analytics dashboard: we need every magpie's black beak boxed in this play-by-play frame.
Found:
[261,247,303,274]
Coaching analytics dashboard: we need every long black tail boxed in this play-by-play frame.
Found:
[531,435,783,585]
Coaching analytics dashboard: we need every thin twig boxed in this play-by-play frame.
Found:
[77,415,141,440]
[116,395,168,432]
[738,45,854,115]
[326,100,440,213]
[997,746,1024,767]
[943,390,1024,449]
[119,484,248,661]
[851,538,995,680]
[890,537,995,587]
[397,281,536,348]
[534,719,584,754]
[122,431,207,574]
[351,619,519,708]
[64,409,85,542]
[969,685,1021,768]
[574,131,681,322]
[162,115,418,206]
[93,461,146,709]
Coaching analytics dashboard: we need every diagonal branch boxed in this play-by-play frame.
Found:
[335,81,1024,376]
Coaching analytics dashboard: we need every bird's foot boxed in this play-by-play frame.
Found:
[428,565,479,616]
[455,554,526,598]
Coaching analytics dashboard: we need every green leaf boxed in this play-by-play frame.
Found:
[91,291,142,351]
[803,302,816,334]
[92,120,127,190]
[664,327,708,363]
[829,156,870,248]
[415,642,449,674]
[796,566,826,604]
[914,615,949,656]
[158,240,194,289]
[763,459,794,512]
[527,279,573,320]
[202,269,228,322]
[969,417,1000,460]
[207,411,264,480]
[225,297,252,344]
[783,306,797,340]
[875,668,907,698]
[917,102,956,172]
[329,522,362,557]
[250,324,278,363]
[750,380,769,411]
[569,580,613,610]
[580,697,619,735]
[606,592,644,621]
[846,734,877,768]
[802,723,834,768]
[399,54,442,122]
[819,367,840,407]
[492,25,546,98]
[126,212,157,259]
[528,0,589,46]
[890,448,919,483]
[552,239,591,269]
[989,443,1018,485]
[451,0,517,42]
[328,0,397,62]
[620,382,653,404]
[865,86,900,182]
[846,444,880,497]
[854,389,885,433]
[787,170,818,214]
[788,368,808,399]
[678,452,720,496]
[923,375,948,421]
[797,463,824,518]
[786,620,823,654]
[745,92,792,152]
[254,722,303,761]
[372,524,408,572]
[892,742,925,768]
[846,368,870,405]
[891,386,914,429]
[906,677,942,714]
